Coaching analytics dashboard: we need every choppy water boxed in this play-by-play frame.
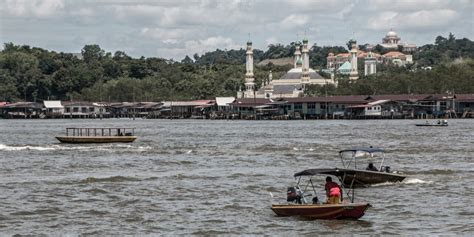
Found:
[0,119,473,235]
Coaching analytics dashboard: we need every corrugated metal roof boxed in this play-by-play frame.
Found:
[216,97,235,106]
[43,100,63,108]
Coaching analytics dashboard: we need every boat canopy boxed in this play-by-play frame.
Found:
[339,147,384,154]
[294,168,358,177]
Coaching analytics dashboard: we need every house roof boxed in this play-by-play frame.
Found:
[62,101,94,106]
[455,94,474,102]
[2,102,43,109]
[230,98,271,107]
[215,97,235,106]
[383,51,406,57]
[43,100,63,108]
[162,100,214,107]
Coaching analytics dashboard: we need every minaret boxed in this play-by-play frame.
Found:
[264,71,274,99]
[244,41,255,98]
[301,38,310,85]
[349,40,359,80]
[294,42,302,68]
[364,50,376,76]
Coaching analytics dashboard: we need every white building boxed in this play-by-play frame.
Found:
[43,100,64,117]
[380,30,417,53]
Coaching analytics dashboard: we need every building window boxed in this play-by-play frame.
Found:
[81,107,87,113]
[73,107,79,112]
[308,103,316,109]
[65,108,70,113]
[89,107,95,112]
[321,104,326,109]
[294,103,302,111]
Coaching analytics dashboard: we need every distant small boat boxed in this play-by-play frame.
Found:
[415,120,448,127]
[56,127,137,143]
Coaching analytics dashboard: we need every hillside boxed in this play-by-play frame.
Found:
[0,34,472,102]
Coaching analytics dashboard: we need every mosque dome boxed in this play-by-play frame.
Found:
[386,30,398,38]
[296,58,302,66]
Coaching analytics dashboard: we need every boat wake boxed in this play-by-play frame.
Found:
[370,178,432,187]
[0,143,152,152]
[0,144,56,151]
[402,178,433,185]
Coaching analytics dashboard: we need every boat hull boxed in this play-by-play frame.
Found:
[271,203,371,219]
[56,136,137,143]
[415,124,448,127]
[337,170,406,187]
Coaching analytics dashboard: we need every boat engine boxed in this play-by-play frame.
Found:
[382,166,391,173]
[287,186,303,204]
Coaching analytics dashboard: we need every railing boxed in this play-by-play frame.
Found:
[65,128,135,137]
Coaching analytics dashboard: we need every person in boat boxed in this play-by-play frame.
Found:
[366,162,378,171]
[325,176,342,204]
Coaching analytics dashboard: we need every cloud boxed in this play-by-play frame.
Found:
[5,0,65,17]
[367,0,468,12]
[184,36,241,55]
[367,9,460,30]
[280,14,310,29]
[1,0,472,59]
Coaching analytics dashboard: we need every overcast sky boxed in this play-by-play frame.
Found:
[1,0,472,60]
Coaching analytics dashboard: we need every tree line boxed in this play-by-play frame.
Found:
[0,34,472,102]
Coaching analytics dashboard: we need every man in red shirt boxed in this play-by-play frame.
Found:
[325,176,342,204]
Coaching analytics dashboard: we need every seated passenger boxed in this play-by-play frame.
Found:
[325,176,342,204]
[366,162,378,171]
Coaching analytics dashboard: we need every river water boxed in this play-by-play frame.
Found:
[0,119,473,235]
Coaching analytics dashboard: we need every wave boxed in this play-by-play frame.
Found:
[0,143,152,152]
[0,144,56,151]
[369,178,432,187]
[402,178,433,184]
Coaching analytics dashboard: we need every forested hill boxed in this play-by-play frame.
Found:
[0,34,473,102]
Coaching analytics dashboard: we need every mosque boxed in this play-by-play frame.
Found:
[237,39,336,99]
[326,30,415,77]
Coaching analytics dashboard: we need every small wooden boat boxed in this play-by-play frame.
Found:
[56,128,137,143]
[271,203,371,219]
[415,120,448,127]
[270,169,371,220]
[337,147,406,187]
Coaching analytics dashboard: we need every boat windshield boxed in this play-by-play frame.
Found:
[339,148,386,171]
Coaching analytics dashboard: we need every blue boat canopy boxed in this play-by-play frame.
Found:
[339,147,385,153]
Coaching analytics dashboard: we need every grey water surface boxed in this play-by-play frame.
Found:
[0,119,473,235]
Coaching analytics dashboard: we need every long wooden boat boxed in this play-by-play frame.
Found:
[415,124,448,127]
[56,127,137,143]
[271,203,371,219]
[415,120,448,127]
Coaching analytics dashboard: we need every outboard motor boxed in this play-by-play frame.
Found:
[384,166,391,173]
[287,187,302,204]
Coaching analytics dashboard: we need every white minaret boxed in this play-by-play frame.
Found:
[301,38,310,85]
[294,42,302,68]
[264,71,274,99]
[244,41,255,98]
[349,40,359,80]
[364,51,376,76]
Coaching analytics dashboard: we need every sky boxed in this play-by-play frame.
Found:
[0,0,473,60]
